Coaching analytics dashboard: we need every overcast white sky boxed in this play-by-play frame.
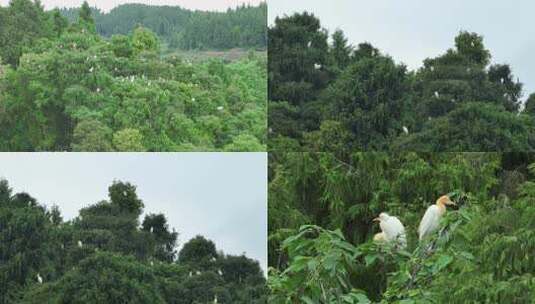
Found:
[269,0,535,100]
[0,0,264,12]
[0,152,267,274]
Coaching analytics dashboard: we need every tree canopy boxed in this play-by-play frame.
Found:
[0,1,266,151]
[59,3,267,51]
[268,13,535,152]
[0,179,266,303]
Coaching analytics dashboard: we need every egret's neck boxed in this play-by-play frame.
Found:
[436,202,447,215]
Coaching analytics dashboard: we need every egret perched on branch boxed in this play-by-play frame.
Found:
[418,195,456,241]
[373,213,407,248]
[36,273,43,284]
[214,295,218,303]
[78,240,83,248]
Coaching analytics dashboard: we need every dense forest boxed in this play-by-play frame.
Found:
[0,179,266,303]
[268,152,535,303]
[60,3,267,50]
[268,12,535,152]
[0,0,266,151]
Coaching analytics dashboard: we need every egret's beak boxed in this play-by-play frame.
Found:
[372,217,380,222]
[449,199,457,206]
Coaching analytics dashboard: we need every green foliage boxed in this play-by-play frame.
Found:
[60,3,267,51]
[179,236,217,264]
[113,128,146,151]
[132,27,160,55]
[268,13,533,151]
[0,179,266,304]
[268,153,535,303]
[0,8,266,151]
[79,1,94,25]
[0,0,55,66]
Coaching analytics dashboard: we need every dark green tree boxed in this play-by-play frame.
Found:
[79,1,94,25]
[178,235,218,264]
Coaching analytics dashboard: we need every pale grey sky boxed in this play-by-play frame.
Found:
[0,152,267,274]
[269,0,535,100]
[0,0,264,12]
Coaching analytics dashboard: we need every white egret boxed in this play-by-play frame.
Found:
[418,195,456,241]
[217,106,224,111]
[218,269,223,276]
[307,41,312,48]
[196,271,201,275]
[96,87,100,93]
[434,91,440,98]
[37,273,43,284]
[501,78,505,84]
[314,63,322,70]
[373,213,407,248]
[89,67,94,73]
[189,271,192,277]
[214,295,218,303]
[150,227,154,233]
[78,240,83,248]
[150,261,154,266]
[373,232,387,243]
[402,126,409,135]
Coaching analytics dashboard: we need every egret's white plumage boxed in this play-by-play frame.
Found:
[418,195,456,241]
[373,232,387,243]
[78,240,83,248]
[402,126,409,135]
[37,273,43,284]
[373,213,406,248]
[434,91,440,98]
[314,63,322,70]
